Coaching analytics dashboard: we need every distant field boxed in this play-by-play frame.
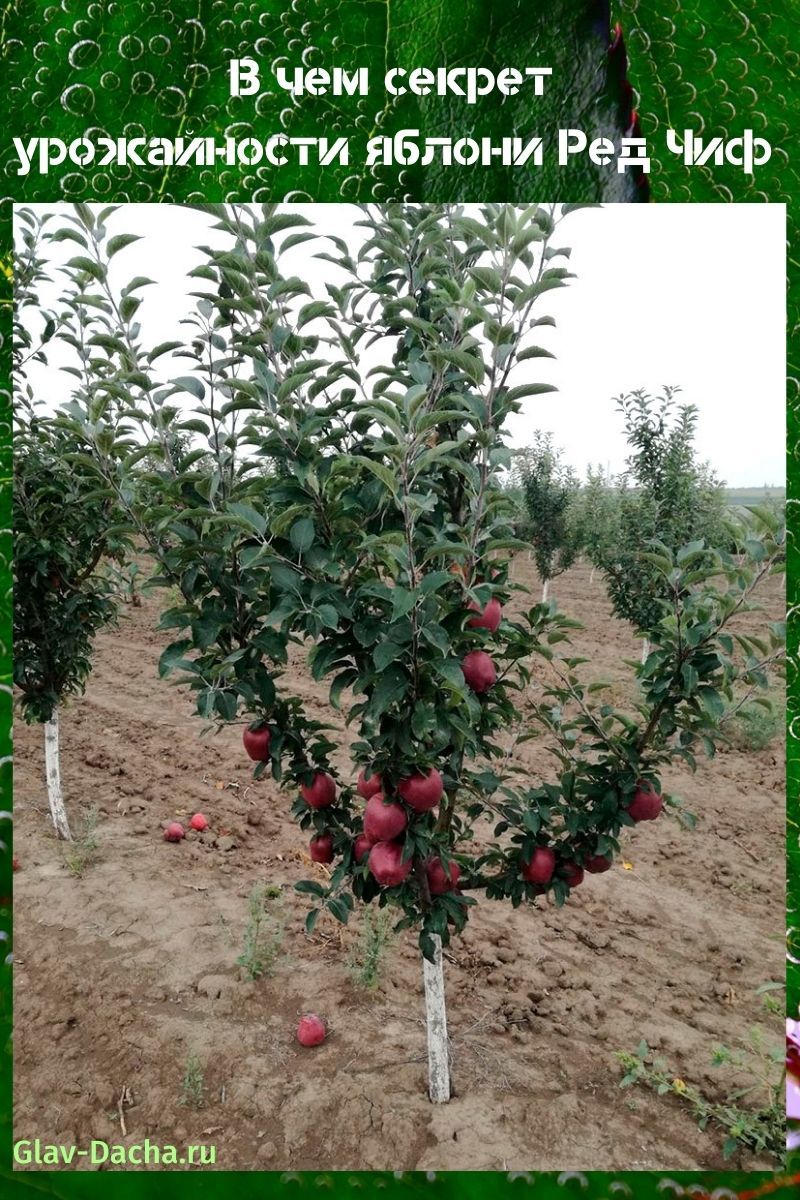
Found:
[723,486,785,506]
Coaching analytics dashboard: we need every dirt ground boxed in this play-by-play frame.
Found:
[13,559,785,1172]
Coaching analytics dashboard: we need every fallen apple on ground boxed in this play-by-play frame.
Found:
[189,813,209,832]
[164,822,185,842]
[297,1014,326,1047]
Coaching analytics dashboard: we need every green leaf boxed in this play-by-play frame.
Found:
[289,517,315,554]
[507,383,558,401]
[351,455,399,498]
[119,294,140,322]
[107,233,142,257]
[172,375,205,400]
[158,639,192,678]
[66,255,106,281]
[516,345,556,362]
[374,640,404,672]
[227,501,266,536]
[371,664,408,715]
[295,880,326,897]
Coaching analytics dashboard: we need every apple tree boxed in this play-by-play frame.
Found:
[51,203,784,1103]
[513,431,581,601]
[588,386,729,660]
[570,463,618,582]
[13,209,135,839]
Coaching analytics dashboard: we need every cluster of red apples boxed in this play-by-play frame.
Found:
[242,684,664,899]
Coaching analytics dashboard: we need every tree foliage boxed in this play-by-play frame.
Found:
[13,208,131,725]
[513,432,581,587]
[586,387,730,635]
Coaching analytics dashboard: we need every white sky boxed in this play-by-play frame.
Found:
[18,202,786,486]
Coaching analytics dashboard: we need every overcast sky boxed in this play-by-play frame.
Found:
[18,202,786,486]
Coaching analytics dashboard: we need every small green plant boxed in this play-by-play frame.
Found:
[216,911,236,946]
[617,1032,785,1163]
[727,700,782,752]
[63,806,99,877]
[236,883,285,980]
[179,1049,205,1109]
[347,907,394,991]
[756,980,784,1016]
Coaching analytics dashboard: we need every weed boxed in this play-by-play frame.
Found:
[756,980,784,1017]
[216,911,236,945]
[617,1029,785,1163]
[179,1049,205,1109]
[347,907,394,991]
[236,883,284,980]
[727,701,782,752]
[63,806,99,877]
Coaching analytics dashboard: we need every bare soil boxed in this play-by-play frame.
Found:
[13,560,785,1171]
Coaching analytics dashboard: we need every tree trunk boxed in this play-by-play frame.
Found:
[541,578,549,604]
[44,711,71,840]
[641,638,650,665]
[423,935,450,1102]
[589,566,595,584]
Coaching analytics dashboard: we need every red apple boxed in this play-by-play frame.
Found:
[585,854,612,874]
[426,857,461,895]
[353,834,372,863]
[297,1014,326,1047]
[462,649,496,693]
[363,793,407,842]
[562,861,584,888]
[164,822,185,842]
[300,772,337,809]
[189,813,209,832]
[468,597,502,632]
[397,767,444,812]
[522,846,556,885]
[368,841,413,886]
[627,783,663,822]
[243,724,271,761]
[356,768,383,799]
[309,833,334,863]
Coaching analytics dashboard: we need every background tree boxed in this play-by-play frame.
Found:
[513,432,581,601]
[587,387,729,660]
[570,463,619,582]
[39,203,784,1104]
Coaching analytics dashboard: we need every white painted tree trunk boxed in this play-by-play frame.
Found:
[541,578,549,604]
[589,566,595,584]
[44,711,71,840]
[641,638,650,665]
[423,935,450,1103]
